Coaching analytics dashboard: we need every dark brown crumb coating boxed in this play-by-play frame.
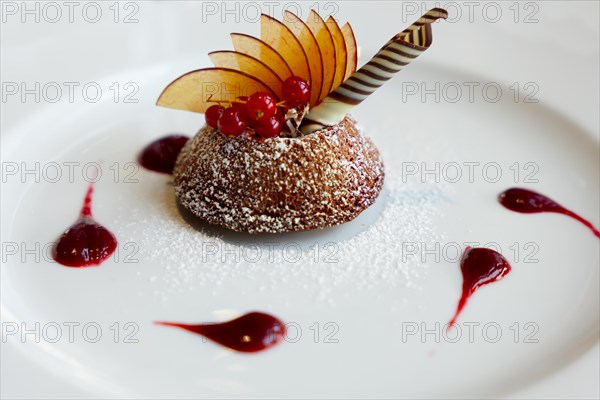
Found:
[173,115,385,233]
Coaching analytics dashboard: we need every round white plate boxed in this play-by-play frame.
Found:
[2,61,598,398]
[2,2,599,398]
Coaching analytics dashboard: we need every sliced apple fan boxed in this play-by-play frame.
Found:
[157,11,358,113]
[157,7,448,132]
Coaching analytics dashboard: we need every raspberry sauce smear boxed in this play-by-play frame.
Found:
[156,312,286,353]
[52,184,117,267]
[448,247,512,328]
[499,188,600,238]
[138,135,189,174]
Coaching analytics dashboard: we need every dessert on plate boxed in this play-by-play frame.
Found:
[157,8,447,233]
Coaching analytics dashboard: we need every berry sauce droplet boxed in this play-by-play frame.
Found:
[448,247,511,328]
[156,312,286,353]
[52,184,117,267]
[138,135,189,174]
[499,188,600,238]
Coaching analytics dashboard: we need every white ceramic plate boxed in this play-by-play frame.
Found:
[2,2,599,398]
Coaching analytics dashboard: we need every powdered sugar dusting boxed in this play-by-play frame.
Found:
[116,160,446,303]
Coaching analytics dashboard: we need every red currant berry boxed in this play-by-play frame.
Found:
[217,107,247,136]
[276,107,290,133]
[282,76,310,108]
[275,106,287,122]
[205,105,225,128]
[230,102,248,123]
[245,91,277,123]
[254,115,283,138]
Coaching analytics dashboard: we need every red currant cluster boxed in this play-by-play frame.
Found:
[205,76,310,139]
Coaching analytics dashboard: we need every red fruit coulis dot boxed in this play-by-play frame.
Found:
[448,247,512,328]
[52,184,117,267]
[138,135,189,174]
[156,312,286,353]
[499,188,600,238]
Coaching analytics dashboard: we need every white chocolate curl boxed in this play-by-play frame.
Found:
[301,8,448,134]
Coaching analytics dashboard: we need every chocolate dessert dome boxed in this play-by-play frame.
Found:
[173,115,384,233]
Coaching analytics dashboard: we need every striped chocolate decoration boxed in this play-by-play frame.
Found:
[301,8,448,134]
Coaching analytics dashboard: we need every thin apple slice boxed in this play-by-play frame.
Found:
[156,68,277,114]
[231,33,293,82]
[341,22,358,81]
[260,14,311,84]
[305,10,336,103]
[282,10,323,106]
[208,51,283,99]
[325,16,347,93]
